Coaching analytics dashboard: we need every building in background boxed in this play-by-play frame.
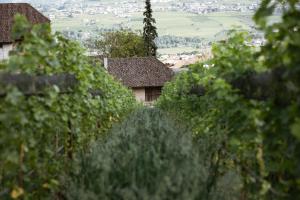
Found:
[0,3,50,60]
[103,57,174,103]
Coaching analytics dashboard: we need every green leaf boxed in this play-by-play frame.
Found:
[291,118,300,140]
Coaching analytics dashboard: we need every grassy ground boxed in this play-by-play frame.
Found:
[158,47,199,55]
[51,10,278,54]
[53,11,254,38]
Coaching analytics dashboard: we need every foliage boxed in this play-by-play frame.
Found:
[66,108,241,200]
[155,35,204,49]
[143,0,158,57]
[157,8,300,198]
[0,15,137,199]
[94,30,147,58]
[254,0,300,198]
[157,32,264,198]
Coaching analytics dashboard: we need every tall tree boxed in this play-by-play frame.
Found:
[91,30,147,58]
[143,0,158,57]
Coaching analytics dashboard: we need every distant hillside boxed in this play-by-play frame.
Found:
[1,0,267,55]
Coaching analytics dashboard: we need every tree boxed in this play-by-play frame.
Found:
[143,0,158,57]
[94,30,147,58]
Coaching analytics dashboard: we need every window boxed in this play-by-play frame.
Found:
[145,87,162,102]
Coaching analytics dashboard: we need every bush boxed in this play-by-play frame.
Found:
[66,108,241,200]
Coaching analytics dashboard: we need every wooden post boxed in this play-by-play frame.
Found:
[67,119,73,160]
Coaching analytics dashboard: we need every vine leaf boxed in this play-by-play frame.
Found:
[291,118,300,140]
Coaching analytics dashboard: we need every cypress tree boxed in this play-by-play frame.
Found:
[143,0,158,57]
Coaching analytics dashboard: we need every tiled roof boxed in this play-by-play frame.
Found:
[107,57,174,88]
[0,3,50,43]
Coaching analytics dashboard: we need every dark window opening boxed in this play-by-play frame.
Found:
[145,87,162,102]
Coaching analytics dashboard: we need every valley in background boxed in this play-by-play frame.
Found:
[1,0,281,64]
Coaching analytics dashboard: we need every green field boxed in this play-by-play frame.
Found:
[51,10,270,54]
[53,11,254,36]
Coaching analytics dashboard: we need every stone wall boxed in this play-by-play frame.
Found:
[133,88,145,102]
[0,44,13,60]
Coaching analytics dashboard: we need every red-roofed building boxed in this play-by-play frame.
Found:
[103,57,174,102]
[0,3,50,60]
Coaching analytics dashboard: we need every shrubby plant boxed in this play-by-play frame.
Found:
[0,15,137,199]
[66,108,241,200]
[157,1,300,198]
[157,32,265,199]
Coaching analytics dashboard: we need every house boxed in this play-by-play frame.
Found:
[0,3,50,60]
[104,57,174,102]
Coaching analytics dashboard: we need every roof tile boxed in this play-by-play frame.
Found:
[0,3,50,43]
[107,57,174,88]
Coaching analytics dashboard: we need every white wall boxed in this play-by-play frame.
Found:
[0,44,13,61]
[133,88,145,102]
